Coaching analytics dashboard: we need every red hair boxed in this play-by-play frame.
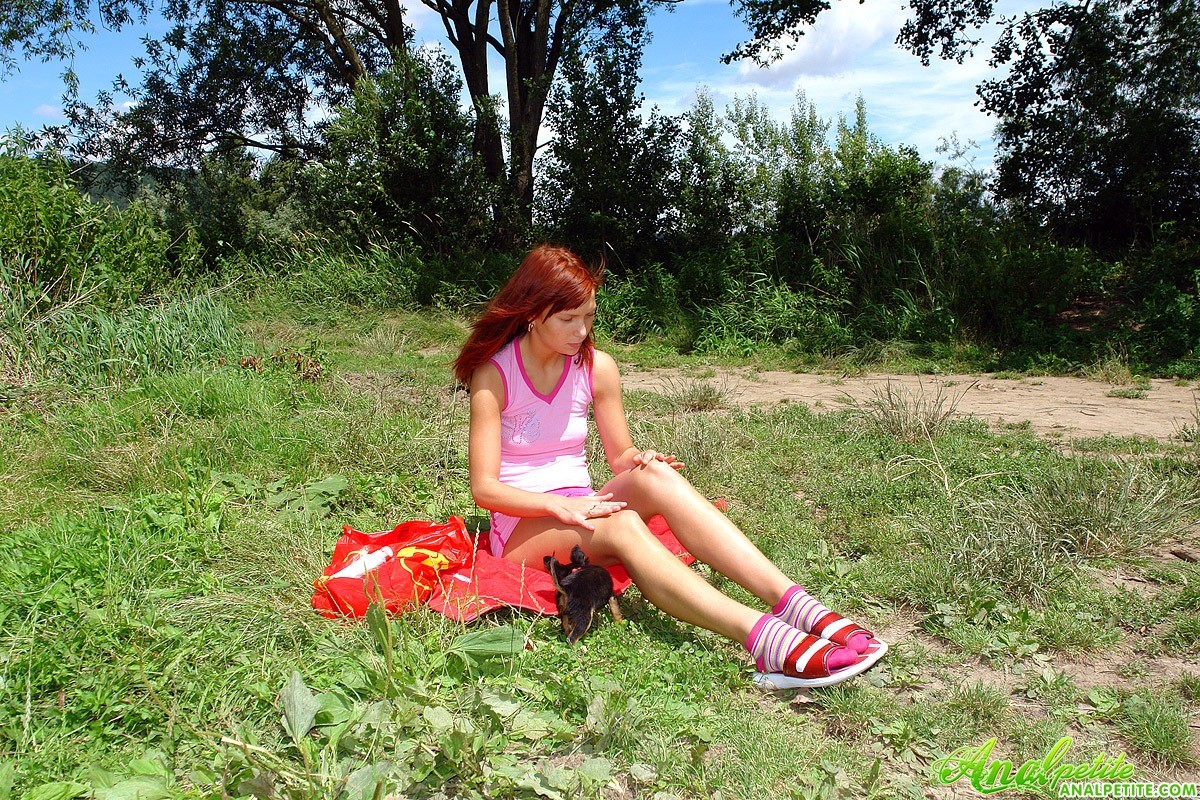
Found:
[454,245,602,386]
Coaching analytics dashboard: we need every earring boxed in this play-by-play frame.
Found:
[527,321,534,332]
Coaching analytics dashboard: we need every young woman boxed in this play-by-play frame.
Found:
[454,245,885,688]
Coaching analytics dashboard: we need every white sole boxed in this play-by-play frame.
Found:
[753,639,889,690]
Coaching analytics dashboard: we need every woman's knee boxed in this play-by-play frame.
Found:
[625,457,688,492]
[590,510,656,559]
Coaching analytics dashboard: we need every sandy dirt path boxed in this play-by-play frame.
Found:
[621,369,1200,442]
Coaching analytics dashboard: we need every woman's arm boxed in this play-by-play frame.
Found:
[592,350,684,475]
[468,362,622,530]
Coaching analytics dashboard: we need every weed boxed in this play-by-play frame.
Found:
[1112,691,1197,768]
[1018,668,1079,717]
[1162,615,1200,653]
[1174,399,1200,444]
[1087,343,1135,385]
[856,380,964,442]
[1011,459,1192,562]
[1176,672,1200,703]
[658,375,734,413]
[1106,387,1147,399]
[945,681,1011,730]
[1068,434,1162,455]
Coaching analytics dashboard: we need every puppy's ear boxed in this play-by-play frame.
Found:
[570,545,589,568]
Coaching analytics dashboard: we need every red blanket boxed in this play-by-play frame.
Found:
[427,513,695,622]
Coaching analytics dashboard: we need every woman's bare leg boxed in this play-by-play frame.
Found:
[600,459,794,607]
[502,510,762,643]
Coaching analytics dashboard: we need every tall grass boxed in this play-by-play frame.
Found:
[912,458,1194,604]
[693,274,850,356]
[1,144,242,387]
[856,380,964,442]
[0,141,200,306]
[2,253,241,386]
[226,232,419,309]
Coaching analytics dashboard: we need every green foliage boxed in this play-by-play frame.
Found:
[594,263,682,343]
[693,273,850,356]
[229,234,419,310]
[0,141,201,306]
[5,290,242,386]
[983,0,1200,252]
[539,9,680,269]
[6,300,1200,796]
[314,51,495,254]
[1109,690,1198,767]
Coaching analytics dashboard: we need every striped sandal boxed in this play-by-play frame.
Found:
[809,610,874,652]
[755,638,889,690]
[775,586,874,653]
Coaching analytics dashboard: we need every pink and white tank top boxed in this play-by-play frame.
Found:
[489,337,593,494]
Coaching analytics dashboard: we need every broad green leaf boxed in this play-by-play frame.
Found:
[315,690,354,727]
[21,783,88,800]
[448,625,525,660]
[344,763,390,800]
[579,757,611,782]
[306,474,349,498]
[0,763,14,800]
[479,689,522,718]
[94,777,171,800]
[280,670,321,744]
[423,706,454,731]
[365,602,392,654]
[127,751,170,776]
[541,763,572,790]
[515,772,564,800]
[629,763,656,783]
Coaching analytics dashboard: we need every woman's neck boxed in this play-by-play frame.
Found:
[519,332,564,373]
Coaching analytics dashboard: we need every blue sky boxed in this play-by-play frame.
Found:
[1,0,1027,169]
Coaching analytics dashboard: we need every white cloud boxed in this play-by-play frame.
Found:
[638,0,1010,167]
[737,0,908,85]
[33,103,66,121]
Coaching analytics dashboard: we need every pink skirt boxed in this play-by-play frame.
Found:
[489,486,594,558]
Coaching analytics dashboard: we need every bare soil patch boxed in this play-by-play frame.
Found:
[622,369,1200,443]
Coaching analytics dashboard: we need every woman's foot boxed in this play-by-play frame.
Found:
[773,585,873,654]
[746,614,856,676]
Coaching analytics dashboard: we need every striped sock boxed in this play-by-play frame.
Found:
[773,585,871,654]
[746,614,857,675]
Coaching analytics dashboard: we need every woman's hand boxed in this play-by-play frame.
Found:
[546,492,627,531]
[630,450,685,471]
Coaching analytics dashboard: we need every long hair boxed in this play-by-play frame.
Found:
[454,245,602,386]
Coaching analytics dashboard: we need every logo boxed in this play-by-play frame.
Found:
[932,736,1134,795]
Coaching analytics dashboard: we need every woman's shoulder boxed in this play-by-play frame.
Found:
[589,348,621,393]
[470,359,505,394]
[590,348,618,373]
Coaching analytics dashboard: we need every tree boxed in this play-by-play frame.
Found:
[728,0,1200,254]
[538,6,680,269]
[313,47,492,252]
[2,0,665,231]
[980,0,1200,250]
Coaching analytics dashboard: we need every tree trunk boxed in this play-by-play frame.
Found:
[425,0,576,234]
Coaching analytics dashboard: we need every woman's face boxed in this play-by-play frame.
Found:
[533,292,596,356]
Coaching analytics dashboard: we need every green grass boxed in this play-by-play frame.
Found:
[1111,689,1198,768]
[4,293,1200,797]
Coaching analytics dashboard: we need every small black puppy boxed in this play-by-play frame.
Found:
[543,546,622,644]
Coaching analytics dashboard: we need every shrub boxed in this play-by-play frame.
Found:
[595,263,681,343]
[693,274,850,356]
[0,140,201,306]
